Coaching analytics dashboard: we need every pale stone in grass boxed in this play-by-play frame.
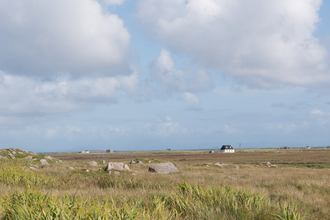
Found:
[25,156,33,159]
[148,162,179,174]
[40,159,49,166]
[129,160,135,164]
[214,162,227,167]
[102,160,106,164]
[68,166,75,170]
[106,162,124,171]
[114,171,120,175]
[0,155,8,159]
[88,161,98,166]
[124,164,130,171]
[44,156,53,160]
[30,167,37,170]
[136,160,143,164]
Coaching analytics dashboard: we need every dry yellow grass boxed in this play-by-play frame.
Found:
[1,148,330,219]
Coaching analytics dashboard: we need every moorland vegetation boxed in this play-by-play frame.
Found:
[1,147,330,219]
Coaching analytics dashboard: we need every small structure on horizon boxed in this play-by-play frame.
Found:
[306,146,311,149]
[80,150,90,153]
[166,149,171,151]
[209,150,214,153]
[106,149,113,153]
[220,145,234,153]
[279,146,291,150]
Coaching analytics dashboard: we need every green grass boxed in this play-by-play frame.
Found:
[0,182,304,220]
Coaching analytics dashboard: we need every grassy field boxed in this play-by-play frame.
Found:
[1,148,330,219]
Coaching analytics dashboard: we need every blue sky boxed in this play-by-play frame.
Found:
[0,0,329,152]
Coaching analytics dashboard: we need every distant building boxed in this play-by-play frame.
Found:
[166,149,171,151]
[85,150,90,153]
[106,149,113,153]
[79,151,86,153]
[279,146,291,150]
[220,145,234,153]
[327,146,330,148]
[209,150,214,153]
[306,146,311,149]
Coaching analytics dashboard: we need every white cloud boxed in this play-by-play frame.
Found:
[0,0,130,77]
[311,109,324,116]
[182,92,200,105]
[137,0,330,88]
[0,71,138,115]
[102,0,126,5]
[150,49,212,92]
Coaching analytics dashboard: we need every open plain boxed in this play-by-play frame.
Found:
[1,148,330,219]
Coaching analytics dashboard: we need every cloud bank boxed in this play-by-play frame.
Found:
[137,0,330,88]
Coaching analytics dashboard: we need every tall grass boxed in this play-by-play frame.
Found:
[0,182,304,220]
[0,166,55,188]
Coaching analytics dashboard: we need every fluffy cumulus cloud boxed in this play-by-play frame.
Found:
[0,0,138,119]
[137,0,330,88]
[0,71,138,115]
[150,49,212,92]
[0,0,130,77]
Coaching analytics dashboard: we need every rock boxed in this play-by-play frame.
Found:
[114,171,120,175]
[136,160,143,164]
[8,153,15,159]
[124,164,130,171]
[236,166,240,169]
[0,155,8,159]
[82,169,89,172]
[149,161,151,163]
[106,162,124,171]
[25,156,33,159]
[206,165,209,167]
[44,156,53,160]
[108,171,111,175]
[67,166,75,170]
[102,160,106,164]
[18,152,23,154]
[30,167,37,170]
[266,162,272,167]
[129,160,135,164]
[148,162,179,174]
[30,164,38,168]
[58,160,63,163]
[40,159,49,166]
[33,158,37,160]
[98,168,102,172]
[88,161,98,166]
[214,162,227,167]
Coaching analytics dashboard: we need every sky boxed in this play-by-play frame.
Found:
[0,0,330,152]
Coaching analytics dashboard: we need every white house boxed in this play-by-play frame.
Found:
[220,145,234,153]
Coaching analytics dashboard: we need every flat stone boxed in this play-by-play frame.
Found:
[136,160,143,164]
[114,171,120,175]
[148,162,179,174]
[67,166,75,170]
[30,167,37,170]
[25,156,33,159]
[88,161,98,166]
[106,162,124,171]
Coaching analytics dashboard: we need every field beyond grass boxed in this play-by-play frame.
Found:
[1,148,330,219]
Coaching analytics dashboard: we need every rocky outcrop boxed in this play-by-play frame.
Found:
[148,163,179,174]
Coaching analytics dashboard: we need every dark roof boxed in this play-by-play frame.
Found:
[221,145,233,150]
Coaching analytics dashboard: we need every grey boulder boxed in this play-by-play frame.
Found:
[148,162,179,174]
[106,162,126,171]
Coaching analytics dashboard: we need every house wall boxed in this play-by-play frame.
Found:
[220,149,235,153]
